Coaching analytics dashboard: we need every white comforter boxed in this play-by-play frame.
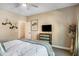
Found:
[3,40,48,56]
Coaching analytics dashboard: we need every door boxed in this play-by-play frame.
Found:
[25,22,31,39]
[18,21,26,39]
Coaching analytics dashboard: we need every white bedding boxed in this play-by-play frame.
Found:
[3,40,48,56]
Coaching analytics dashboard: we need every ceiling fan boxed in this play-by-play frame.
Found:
[15,3,39,10]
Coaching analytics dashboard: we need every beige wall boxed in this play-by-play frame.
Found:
[0,10,26,42]
[27,6,77,48]
[78,11,79,55]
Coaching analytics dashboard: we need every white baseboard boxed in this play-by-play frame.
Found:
[52,45,71,51]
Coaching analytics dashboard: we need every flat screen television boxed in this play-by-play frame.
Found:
[42,25,52,32]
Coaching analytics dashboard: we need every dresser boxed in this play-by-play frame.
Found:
[39,33,52,44]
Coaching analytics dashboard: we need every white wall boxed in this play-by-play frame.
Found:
[0,10,26,42]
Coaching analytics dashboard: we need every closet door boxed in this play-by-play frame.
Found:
[25,22,31,39]
[18,21,26,39]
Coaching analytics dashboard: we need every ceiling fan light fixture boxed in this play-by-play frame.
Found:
[22,3,27,7]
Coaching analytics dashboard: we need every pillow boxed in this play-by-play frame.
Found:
[0,43,6,56]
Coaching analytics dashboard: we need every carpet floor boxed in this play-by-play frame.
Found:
[53,47,72,56]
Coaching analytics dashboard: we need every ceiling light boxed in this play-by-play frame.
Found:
[22,3,27,7]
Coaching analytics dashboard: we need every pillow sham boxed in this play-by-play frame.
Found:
[0,43,6,56]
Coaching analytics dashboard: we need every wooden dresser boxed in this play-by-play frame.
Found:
[39,33,52,44]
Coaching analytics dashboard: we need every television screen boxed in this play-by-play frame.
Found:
[42,25,52,32]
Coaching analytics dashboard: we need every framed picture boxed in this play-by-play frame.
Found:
[31,19,38,31]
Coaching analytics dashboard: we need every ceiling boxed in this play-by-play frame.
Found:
[0,3,77,16]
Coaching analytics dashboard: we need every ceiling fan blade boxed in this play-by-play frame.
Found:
[14,3,21,8]
[26,3,39,10]
[31,4,39,8]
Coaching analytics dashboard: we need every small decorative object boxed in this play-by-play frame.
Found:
[9,25,18,29]
[69,24,76,34]
[31,19,38,31]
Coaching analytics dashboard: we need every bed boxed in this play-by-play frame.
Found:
[0,39,55,56]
